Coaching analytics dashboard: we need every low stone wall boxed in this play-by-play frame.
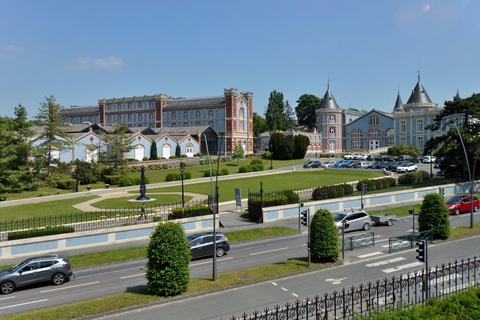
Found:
[0,215,218,260]
[262,182,479,222]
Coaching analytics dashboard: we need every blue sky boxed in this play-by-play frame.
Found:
[1,0,479,119]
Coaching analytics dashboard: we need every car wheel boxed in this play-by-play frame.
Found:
[387,219,393,226]
[475,206,479,212]
[455,209,461,215]
[52,273,66,285]
[1,281,15,294]
[216,247,225,257]
[363,223,370,231]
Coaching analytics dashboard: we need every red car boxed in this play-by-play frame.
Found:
[445,195,479,215]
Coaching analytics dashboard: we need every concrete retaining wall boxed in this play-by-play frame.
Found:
[0,215,218,260]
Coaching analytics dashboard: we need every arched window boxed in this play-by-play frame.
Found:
[329,126,336,136]
[369,115,379,126]
[368,129,380,138]
[351,129,362,150]
[328,114,336,123]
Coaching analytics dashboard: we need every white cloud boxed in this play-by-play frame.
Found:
[1,44,22,52]
[93,56,125,69]
[68,55,125,70]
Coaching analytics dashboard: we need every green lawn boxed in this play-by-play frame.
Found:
[144,170,385,202]
[0,196,99,222]
[91,194,193,209]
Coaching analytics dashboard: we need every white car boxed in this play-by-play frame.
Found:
[397,162,418,173]
[423,156,436,163]
[321,160,336,168]
[358,162,370,169]
[357,154,368,160]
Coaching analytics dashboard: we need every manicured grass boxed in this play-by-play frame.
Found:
[449,222,480,238]
[225,226,300,242]
[91,194,193,209]
[0,196,99,222]
[1,258,329,320]
[146,170,385,202]
[368,204,423,217]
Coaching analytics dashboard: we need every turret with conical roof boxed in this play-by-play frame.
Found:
[319,83,339,110]
[403,73,438,111]
[393,89,404,112]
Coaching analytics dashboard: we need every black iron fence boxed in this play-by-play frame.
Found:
[229,256,480,320]
[0,199,208,241]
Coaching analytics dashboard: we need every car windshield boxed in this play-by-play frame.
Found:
[445,196,464,205]
[333,213,347,222]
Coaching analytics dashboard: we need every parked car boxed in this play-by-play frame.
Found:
[395,155,413,162]
[334,160,351,168]
[187,232,230,259]
[0,255,73,294]
[368,154,381,161]
[344,153,360,160]
[321,160,336,168]
[412,155,425,163]
[333,209,372,233]
[445,195,480,215]
[423,156,437,163]
[389,161,408,172]
[368,161,383,169]
[396,162,418,173]
[357,162,370,169]
[381,155,395,162]
[347,160,362,168]
[357,154,368,160]
[303,160,321,168]
[435,156,445,164]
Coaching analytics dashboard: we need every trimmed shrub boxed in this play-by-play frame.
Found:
[146,222,190,296]
[180,154,187,158]
[203,169,217,177]
[418,170,429,180]
[238,165,249,173]
[119,177,135,186]
[281,190,299,204]
[184,172,192,179]
[0,196,6,201]
[169,155,178,159]
[134,177,150,185]
[419,193,451,239]
[162,164,169,169]
[169,205,213,219]
[194,152,202,157]
[250,159,264,166]
[8,226,75,240]
[247,194,288,221]
[142,157,149,161]
[310,209,339,263]
[165,173,180,181]
[398,172,421,184]
[220,168,229,175]
[104,175,122,185]
[56,179,77,189]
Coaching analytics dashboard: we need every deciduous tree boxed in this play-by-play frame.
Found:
[295,94,322,129]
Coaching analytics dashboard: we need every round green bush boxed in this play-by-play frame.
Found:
[146,222,190,296]
[250,159,264,166]
[165,173,180,181]
[310,209,339,263]
[419,193,451,239]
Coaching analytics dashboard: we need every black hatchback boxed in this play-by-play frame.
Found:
[187,232,230,259]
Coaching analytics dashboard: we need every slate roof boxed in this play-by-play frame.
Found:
[406,77,432,104]
[165,97,225,109]
[319,85,339,110]
[60,106,99,116]
[393,91,404,112]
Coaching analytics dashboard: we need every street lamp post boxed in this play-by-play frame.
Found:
[455,126,475,229]
[179,162,185,208]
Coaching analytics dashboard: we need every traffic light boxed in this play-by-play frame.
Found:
[440,188,445,197]
[416,240,426,262]
[409,209,415,215]
[362,183,368,194]
[301,210,309,226]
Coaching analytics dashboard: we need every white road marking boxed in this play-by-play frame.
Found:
[365,257,406,268]
[272,282,278,286]
[358,252,382,258]
[121,273,146,279]
[382,262,424,273]
[292,293,299,297]
[325,278,346,284]
[249,247,289,256]
[381,244,390,248]
[281,287,288,291]
[40,281,100,293]
[190,257,233,266]
[0,299,48,310]
[0,296,15,301]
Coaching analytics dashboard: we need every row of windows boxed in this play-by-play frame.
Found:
[106,101,154,111]
[107,113,154,123]
[71,116,98,124]
[168,121,215,128]
[400,119,424,133]
[167,110,216,120]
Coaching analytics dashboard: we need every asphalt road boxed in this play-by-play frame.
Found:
[0,210,478,317]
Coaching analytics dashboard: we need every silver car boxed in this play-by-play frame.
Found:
[333,210,372,233]
[0,255,73,294]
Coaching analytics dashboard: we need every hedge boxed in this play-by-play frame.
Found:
[247,194,288,221]
[104,175,122,185]
[8,226,75,240]
[398,171,429,184]
[312,183,354,200]
[169,205,213,219]
[56,179,77,189]
[238,164,264,173]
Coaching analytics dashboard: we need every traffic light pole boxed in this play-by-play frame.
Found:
[300,208,310,266]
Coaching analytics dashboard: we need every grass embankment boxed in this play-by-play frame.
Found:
[91,194,193,209]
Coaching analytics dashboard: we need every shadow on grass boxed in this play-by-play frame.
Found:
[226,163,240,167]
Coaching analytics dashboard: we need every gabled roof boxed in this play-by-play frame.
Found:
[406,76,432,104]
[319,84,339,110]
[345,108,393,127]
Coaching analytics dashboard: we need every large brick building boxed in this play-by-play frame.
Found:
[61,88,253,156]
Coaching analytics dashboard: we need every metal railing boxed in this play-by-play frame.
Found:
[229,256,480,320]
[340,232,375,251]
[388,230,433,254]
[0,199,208,241]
